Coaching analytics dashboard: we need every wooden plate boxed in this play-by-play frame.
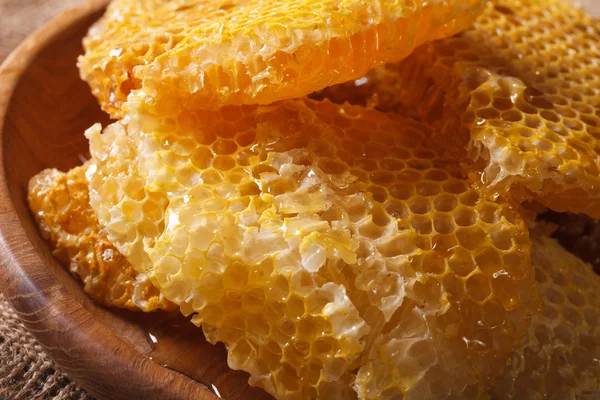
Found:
[0,2,271,399]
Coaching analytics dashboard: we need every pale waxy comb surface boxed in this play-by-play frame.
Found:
[487,235,600,399]
[78,0,485,118]
[84,96,540,399]
[321,0,600,218]
[27,162,600,398]
[27,165,174,312]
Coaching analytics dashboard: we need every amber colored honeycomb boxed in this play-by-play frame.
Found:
[487,235,600,399]
[84,96,539,399]
[27,165,173,312]
[539,211,600,275]
[78,0,485,118]
[321,0,600,218]
[312,65,414,114]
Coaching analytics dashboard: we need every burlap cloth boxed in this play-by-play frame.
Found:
[0,0,598,399]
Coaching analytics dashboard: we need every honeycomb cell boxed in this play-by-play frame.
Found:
[541,210,600,274]
[86,97,539,399]
[27,164,173,312]
[79,0,485,118]
[85,122,171,273]
[321,0,600,218]
[486,236,600,398]
[87,112,367,399]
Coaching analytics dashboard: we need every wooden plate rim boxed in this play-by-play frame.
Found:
[0,3,217,399]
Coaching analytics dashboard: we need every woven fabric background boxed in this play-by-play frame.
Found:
[0,0,598,399]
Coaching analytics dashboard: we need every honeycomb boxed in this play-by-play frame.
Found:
[312,63,416,114]
[27,164,173,312]
[540,211,600,275]
[487,235,600,398]
[321,0,600,218]
[85,96,540,399]
[78,0,485,118]
[86,112,368,399]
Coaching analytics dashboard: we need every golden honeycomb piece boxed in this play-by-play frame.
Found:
[84,97,540,399]
[86,116,368,399]
[321,0,600,218]
[78,0,485,118]
[488,235,600,398]
[27,165,173,312]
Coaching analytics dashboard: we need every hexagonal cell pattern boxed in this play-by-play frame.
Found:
[320,0,600,218]
[27,164,173,312]
[487,236,600,399]
[85,97,539,399]
[79,0,485,118]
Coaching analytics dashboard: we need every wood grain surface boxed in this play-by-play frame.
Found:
[0,1,598,400]
[0,0,82,59]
